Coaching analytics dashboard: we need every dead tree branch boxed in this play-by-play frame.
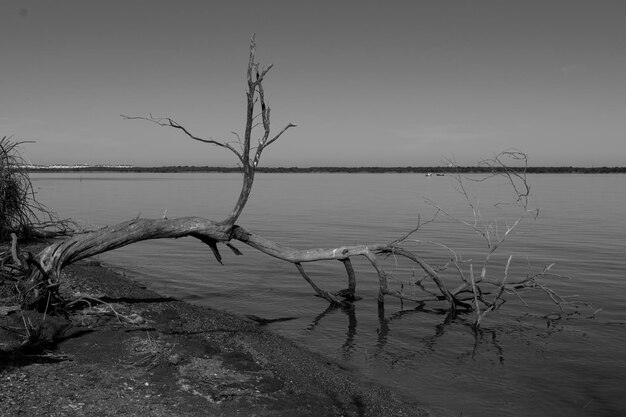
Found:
[3,38,574,328]
[121,35,295,227]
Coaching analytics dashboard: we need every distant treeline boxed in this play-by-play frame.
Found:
[27,166,626,174]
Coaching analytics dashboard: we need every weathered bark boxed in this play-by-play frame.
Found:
[230,225,456,307]
[19,218,232,307]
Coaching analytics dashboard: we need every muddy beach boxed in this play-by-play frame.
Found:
[1,260,435,416]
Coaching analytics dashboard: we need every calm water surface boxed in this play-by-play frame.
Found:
[32,173,626,416]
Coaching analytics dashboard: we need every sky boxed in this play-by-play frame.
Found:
[1,1,625,167]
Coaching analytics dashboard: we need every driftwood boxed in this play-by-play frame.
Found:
[5,37,569,327]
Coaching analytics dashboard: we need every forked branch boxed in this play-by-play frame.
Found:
[120,115,246,165]
[121,35,296,227]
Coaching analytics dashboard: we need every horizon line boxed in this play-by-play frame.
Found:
[23,164,626,173]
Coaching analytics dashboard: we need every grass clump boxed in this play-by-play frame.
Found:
[0,136,73,242]
[0,136,35,241]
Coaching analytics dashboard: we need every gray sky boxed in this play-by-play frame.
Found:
[1,1,625,167]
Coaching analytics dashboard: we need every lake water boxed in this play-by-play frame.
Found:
[31,172,626,416]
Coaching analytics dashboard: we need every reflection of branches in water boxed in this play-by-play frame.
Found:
[305,303,337,333]
[470,327,504,365]
[390,308,506,367]
[306,303,357,358]
[376,304,429,351]
[306,302,510,367]
[420,310,455,354]
[343,305,357,357]
[381,309,506,369]
[378,306,462,362]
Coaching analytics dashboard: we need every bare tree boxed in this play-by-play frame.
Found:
[3,37,571,327]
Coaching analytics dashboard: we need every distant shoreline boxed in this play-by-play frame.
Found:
[26,166,626,174]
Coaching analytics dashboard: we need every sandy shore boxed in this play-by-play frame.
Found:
[1,259,437,416]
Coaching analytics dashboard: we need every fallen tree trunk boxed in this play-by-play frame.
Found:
[19,218,449,310]
[3,37,573,328]
[19,217,232,307]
